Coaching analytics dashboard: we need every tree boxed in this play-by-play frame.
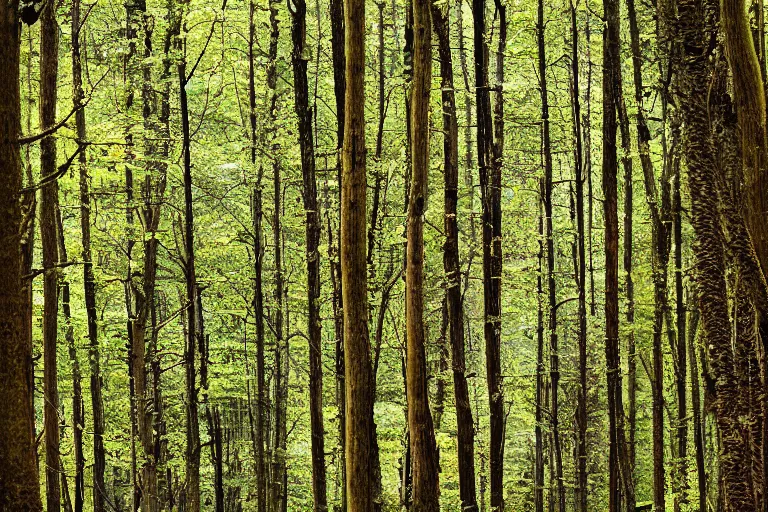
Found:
[341,0,375,507]
[405,0,439,507]
[0,0,43,506]
[288,0,328,507]
[40,2,62,510]
[432,1,478,509]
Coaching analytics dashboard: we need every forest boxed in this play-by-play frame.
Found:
[0,0,766,507]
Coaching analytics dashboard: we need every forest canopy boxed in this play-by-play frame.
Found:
[0,0,766,509]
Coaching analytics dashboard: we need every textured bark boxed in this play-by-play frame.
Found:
[405,0,440,507]
[40,3,62,510]
[432,2,478,509]
[329,0,347,504]
[722,0,768,276]
[602,0,632,508]
[0,3,42,509]
[687,305,707,512]
[289,0,328,507]
[678,0,757,507]
[472,0,505,504]
[341,0,375,506]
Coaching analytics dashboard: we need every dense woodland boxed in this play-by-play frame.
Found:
[1,0,768,508]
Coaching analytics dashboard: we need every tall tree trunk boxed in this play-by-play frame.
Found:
[248,0,267,507]
[569,3,588,510]
[289,0,328,508]
[40,3,61,510]
[341,0,375,505]
[58,214,85,512]
[71,0,106,505]
[472,0,505,504]
[602,0,632,508]
[534,201,545,512]
[678,0,756,507]
[432,2,478,509]
[329,0,347,505]
[178,26,201,512]
[0,12,43,479]
[688,304,707,512]
[406,0,440,507]
[673,128,689,512]
[615,58,638,512]
[537,3,563,510]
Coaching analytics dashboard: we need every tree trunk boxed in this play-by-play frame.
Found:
[248,0,267,507]
[688,304,707,512]
[472,0,505,504]
[57,213,84,512]
[329,0,347,505]
[432,2,478,507]
[678,0,756,507]
[289,0,328,508]
[537,4,564,510]
[71,0,106,505]
[341,0,376,506]
[602,0,632,508]
[40,3,62,510]
[569,3,588,509]
[405,0,440,507]
[178,29,201,512]
[535,200,545,512]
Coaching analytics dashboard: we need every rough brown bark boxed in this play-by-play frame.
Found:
[0,6,42,508]
[678,0,757,507]
[472,0,505,504]
[341,0,375,506]
[405,0,440,507]
[329,0,347,504]
[40,3,62,510]
[602,0,632,508]
[432,2,478,509]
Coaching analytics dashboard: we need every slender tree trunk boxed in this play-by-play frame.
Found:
[329,0,347,505]
[673,128,689,512]
[40,3,62,510]
[534,200,545,512]
[472,0,505,504]
[569,4,588,510]
[602,0,632,508]
[615,55,638,512]
[406,0,440,507]
[688,304,707,512]
[289,1,328,508]
[537,4,564,510]
[432,2,478,508]
[177,28,202,512]
[342,0,375,505]
[71,0,106,505]
[58,214,85,512]
[248,0,267,507]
